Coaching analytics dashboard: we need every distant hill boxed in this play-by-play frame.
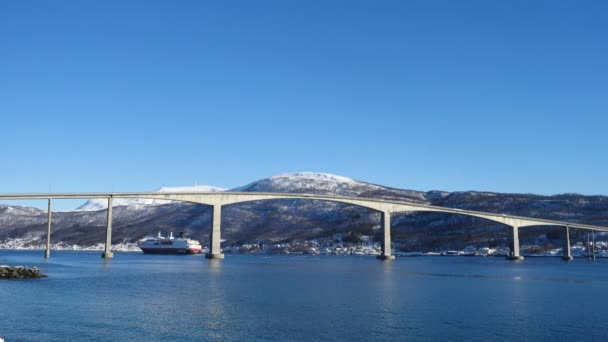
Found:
[1,172,607,251]
[76,185,226,211]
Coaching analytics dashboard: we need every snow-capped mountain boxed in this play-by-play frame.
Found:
[77,172,427,212]
[233,172,428,202]
[233,172,358,193]
[0,205,44,226]
[76,185,226,211]
[1,172,607,251]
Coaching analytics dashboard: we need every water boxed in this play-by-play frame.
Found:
[1,251,607,341]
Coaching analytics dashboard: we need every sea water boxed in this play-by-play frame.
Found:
[1,251,607,341]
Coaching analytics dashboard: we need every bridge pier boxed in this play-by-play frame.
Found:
[591,230,596,261]
[376,211,395,260]
[102,197,114,259]
[44,198,52,259]
[506,225,524,261]
[205,204,224,259]
[562,226,573,261]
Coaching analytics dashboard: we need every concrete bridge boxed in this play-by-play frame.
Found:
[1,192,607,261]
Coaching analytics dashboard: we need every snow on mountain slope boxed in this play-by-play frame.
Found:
[233,172,367,193]
[76,185,226,211]
[73,172,426,212]
[4,173,608,250]
[232,172,428,202]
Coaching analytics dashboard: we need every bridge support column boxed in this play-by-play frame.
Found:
[591,230,596,261]
[562,226,573,261]
[506,225,524,261]
[102,197,114,259]
[205,204,224,259]
[44,198,52,259]
[376,211,395,260]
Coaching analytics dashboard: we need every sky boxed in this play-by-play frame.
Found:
[1,0,607,210]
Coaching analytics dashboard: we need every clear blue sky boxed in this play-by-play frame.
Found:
[1,0,607,210]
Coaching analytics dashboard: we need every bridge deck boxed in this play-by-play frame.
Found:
[1,192,607,232]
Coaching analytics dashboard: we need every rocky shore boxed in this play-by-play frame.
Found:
[0,265,46,279]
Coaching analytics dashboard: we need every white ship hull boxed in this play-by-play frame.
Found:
[140,246,202,254]
[138,232,203,255]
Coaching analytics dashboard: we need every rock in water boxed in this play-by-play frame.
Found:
[0,265,46,279]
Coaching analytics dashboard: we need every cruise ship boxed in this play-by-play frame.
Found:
[138,232,203,254]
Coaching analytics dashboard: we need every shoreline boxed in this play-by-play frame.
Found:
[1,248,605,259]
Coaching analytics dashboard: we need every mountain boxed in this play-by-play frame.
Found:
[0,173,607,251]
[232,172,429,202]
[77,185,226,211]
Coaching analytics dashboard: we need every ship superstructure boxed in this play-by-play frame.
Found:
[138,232,203,254]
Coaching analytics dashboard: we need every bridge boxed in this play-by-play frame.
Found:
[1,192,607,261]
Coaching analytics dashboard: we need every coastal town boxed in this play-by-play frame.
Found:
[1,234,606,258]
